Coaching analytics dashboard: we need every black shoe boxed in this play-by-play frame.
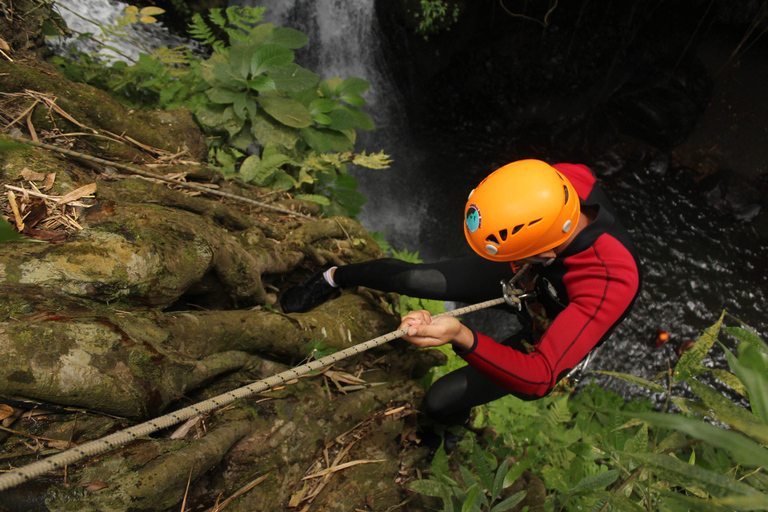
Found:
[281,270,339,313]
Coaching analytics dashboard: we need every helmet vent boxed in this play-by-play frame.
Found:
[512,224,524,235]
[563,185,569,205]
[486,234,499,244]
[529,218,542,226]
[499,229,508,241]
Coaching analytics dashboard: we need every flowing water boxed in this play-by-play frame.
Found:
[51,0,768,399]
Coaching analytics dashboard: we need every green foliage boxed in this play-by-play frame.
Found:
[48,5,389,219]
[0,216,26,243]
[408,312,768,511]
[408,442,527,512]
[412,0,460,41]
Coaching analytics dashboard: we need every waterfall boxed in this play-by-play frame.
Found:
[235,0,425,251]
[49,0,193,63]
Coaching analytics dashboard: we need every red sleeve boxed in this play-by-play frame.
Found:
[459,234,640,397]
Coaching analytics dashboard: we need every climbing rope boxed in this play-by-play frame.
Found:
[5,135,316,221]
[0,292,524,491]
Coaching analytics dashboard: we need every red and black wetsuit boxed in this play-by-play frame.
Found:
[334,163,641,425]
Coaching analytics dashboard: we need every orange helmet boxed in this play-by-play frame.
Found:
[464,160,581,262]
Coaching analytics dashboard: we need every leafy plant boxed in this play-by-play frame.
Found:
[412,0,460,40]
[409,442,528,512]
[48,5,390,219]
[409,311,768,511]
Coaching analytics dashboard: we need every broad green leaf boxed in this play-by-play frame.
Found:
[327,104,375,131]
[300,126,353,152]
[310,98,337,114]
[688,378,768,444]
[232,92,250,120]
[490,490,527,512]
[631,412,768,468]
[271,170,297,190]
[724,326,767,347]
[311,112,333,125]
[266,26,308,49]
[569,469,619,492]
[248,76,276,92]
[339,76,370,95]
[503,460,529,488]
[268,64,318,92]
[322,77,344,97]
[592,371,666,393]
[251,111,300,152]
[206,87,238,105]
[229,124,254,152]
[295,194,330,206]
[626,452,762,498]
[730,342,768,424]
[674,312,724,382]
[242,22,273,46]
[239,155,273,185]
[0,216,26,243]
[250,44,294,76]
[257,96,312,128]
[541,465,569,492]
[210,61,242,88]
[340,93,366,107]
[228,42,256,79]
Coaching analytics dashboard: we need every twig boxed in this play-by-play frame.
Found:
[180,467,193,512]
[203,473,268,512]
[301,459,386,480]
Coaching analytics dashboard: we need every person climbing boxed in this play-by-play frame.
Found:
[281,159,642,443]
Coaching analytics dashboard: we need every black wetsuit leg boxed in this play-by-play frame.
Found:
[333,255,515,303]
[422,331,538,426]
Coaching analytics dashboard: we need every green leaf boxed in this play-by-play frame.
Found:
[310,98,337,114]
[295,194,330,206]
[659,489,748,511]
[0,216,26,243]
[250,44,294,76]
[632,422,649,453]
[687,378,768,444]
[711,367,749,396]
[257,96,312,128]
[339,76,370,95]
[715,493,768,510]
[265,26,308,49]
[630,412,768,468]
[490,491,527,512]
[300,126,354,152]
[729,341,768,424]
[321,77,344,97]
[569,469,619,492]
[592,371,666,393]
[674,312,724,383]
[491,458,510,500]
[268,64,319,92]
[340,93,366,107]
[503,460,529,488]
[626,452,762,498]
[251,112,300,152]
[272,170,298,190]
[461,483,482,512]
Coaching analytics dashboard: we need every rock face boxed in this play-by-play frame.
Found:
[0,58,441,512]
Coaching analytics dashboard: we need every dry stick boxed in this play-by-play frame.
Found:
[0,290,522,492]
[6,136,315,221]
